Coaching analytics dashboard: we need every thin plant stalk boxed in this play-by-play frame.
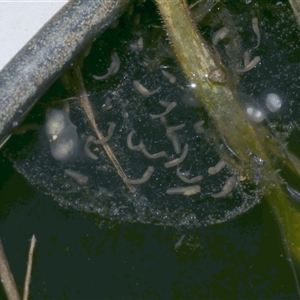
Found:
[23,235,36,300]
[289,0,300,28]
[0,239,21,300]
[71,66,135,193]
[155,0,268,171]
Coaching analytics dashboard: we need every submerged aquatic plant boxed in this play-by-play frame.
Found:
[155,0,300,293]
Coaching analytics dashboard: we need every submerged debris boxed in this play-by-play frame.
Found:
[208,68,227,84]
[174,234,186,250]
[102,97,113,111]
[245,147,265,167]
[254,167,263,185]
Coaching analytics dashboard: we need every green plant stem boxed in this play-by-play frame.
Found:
[289,0,300,28]
[155,0,267,172]
[154,0,300,267]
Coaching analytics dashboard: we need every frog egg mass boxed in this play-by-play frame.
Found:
[265,93,282,112]
[10,1,281,229]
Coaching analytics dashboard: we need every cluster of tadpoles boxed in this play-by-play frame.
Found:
[46,1,283,198]
[46,16,271,198]
[45,83,238,198]
[123,98,237,198]
[51,11,280,199]
[40,26,249,199]
[212,16,261,73]
[212,16,284,124]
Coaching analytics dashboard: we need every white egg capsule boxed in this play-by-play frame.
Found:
[50,124,79,161]
[246,105,265,123]
[265,93,282,112]
[45,109,70,140]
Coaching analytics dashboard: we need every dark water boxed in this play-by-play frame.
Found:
[1,0,300,298]
[0,156,298,299]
